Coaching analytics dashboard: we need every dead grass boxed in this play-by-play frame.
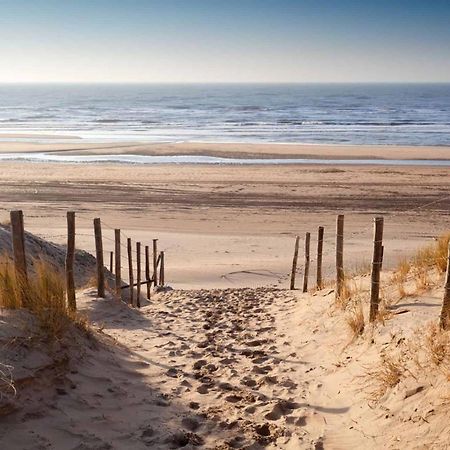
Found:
[413,232,450,274]
[424,323,450,370]
[0,256,89,339]
[0,363,15,400]
[366,353,407,400]
[345,299,365,340]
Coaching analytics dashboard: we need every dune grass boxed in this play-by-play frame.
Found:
[0,256,87,339]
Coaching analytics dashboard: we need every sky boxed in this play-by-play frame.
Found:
[0,0,449,83]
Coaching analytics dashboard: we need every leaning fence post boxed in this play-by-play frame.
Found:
[335,215,345,301]
[65,211,76,311]
[369,217,384,322]
[152,239,158,286]
[159,251,165,286]
[439,243,450,330]
[114,229,121,300]
[145,245,151,299]
[10,210,28,284]
[290,236,300,290]
[316,226,324,289]
[93,218,105,298]
[303,232,311,293]
[127,238,134,305]
[136,242,141,308]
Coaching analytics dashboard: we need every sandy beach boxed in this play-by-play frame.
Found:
[0,142,448,288]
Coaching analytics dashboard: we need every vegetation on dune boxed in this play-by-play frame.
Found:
[0,256,88,339]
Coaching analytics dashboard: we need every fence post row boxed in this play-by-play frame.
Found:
[369,217,384,322]
[136,242,141,308]
[439,243,450,330]
[290,236,300,290]
[10,210,28,282]
[316,226,324,290]
[153,239,158,286]
[114,229,121,300]
[335,215,345,301]
[93,218,105,298]
[303,232,310,293]
[159,251,165,286]
[127,238,134,305]
[145,245,151,299]
[65,211,76,311]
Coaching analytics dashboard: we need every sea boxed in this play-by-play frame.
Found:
[0,83,449,146]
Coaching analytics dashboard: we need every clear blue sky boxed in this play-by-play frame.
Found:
[1,0,449,82]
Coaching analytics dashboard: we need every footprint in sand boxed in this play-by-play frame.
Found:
[264,400,300,421]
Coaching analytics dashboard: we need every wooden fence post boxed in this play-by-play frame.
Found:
[303,232,311,293]
[335,215,345,301]
[290,236,300,290]
[152,239,158,286]
[145,245,151,299]
[369,217,384,322]
[65,211,76,311]
[109,251,113,273]
[114,229,121,300]
[159,251,165,286]
[10,210,28,284]
[439,243,450,330]
[136,242,141,308]
[316,226,324,289]
[127,238,134,305]
[93,218,105,298]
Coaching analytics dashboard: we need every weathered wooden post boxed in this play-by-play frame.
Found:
[316,226,324,289]
[159,251,165,286]
[439,243,450,330]
[65,211,76,311]
[335,215,344,301]
[10,210,28,285]
[152,239,158,286]
[136,242,141,308]
[109,251,113,273]
[303,232,311,293]
[145,245,151,299]
[127,238,134,305]
[114,229,121,300]
[369,217,384,322]
[290,236,300,290]
[93,218,105,298]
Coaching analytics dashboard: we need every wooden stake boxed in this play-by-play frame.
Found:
[290,236,300,290]
[369,217,384,322]
[65,211,76,311]
[159,251,165,286]
[127,238,134,305]
[303,232,311,293]
[10,210,28,284]
[316,226,324,289]
[114,229,121,300]
[335,215,345,301]
[145,245,151,299]
[93,218,105,298]
[136,242,141,308]
[439,243,450,330]
[109,251,113,273]
[152,239,158,286]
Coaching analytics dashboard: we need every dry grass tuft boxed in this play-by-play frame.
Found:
[424,323,450,369]
[0,363,15,400]
[346,300,365,340]
[391,258,411,299]
[366,353,407,400]
[413,232,450,274]
[0,256,89,339]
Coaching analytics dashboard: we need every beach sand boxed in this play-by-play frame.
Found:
[0,142,448,288]
[0,142,449,448]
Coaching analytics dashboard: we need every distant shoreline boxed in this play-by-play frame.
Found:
[0,140,449,163]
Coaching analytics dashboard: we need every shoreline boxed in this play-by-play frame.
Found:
[0,140,449,161]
